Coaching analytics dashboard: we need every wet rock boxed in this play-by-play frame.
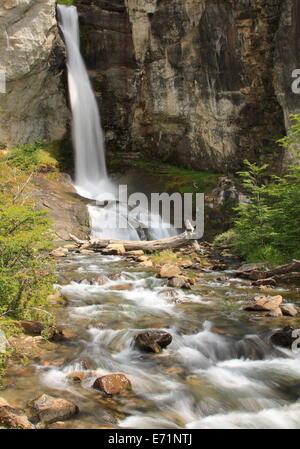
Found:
[91,276,107,286]
[167,276,191,289]
[29,394,79,424]
[50,247,68,257]
[159,264,182,279]
[134,330,172,353]
[93,374,132,395]
[270,326,298,348]
[159,289,186,304]
[281,305,298,317]
[216,276,228,282]
[266,307,283,317]
[244,295,283,312]
[73,358,90,370]
[8,335,54,362]
[16,320,44,335]
[211,263,227,271]
[15,320,70,341]
[109,284,133,291]
[66,371,87,383]
[102,244,125,255]
[79,249,94,254]
[0,397,33,429]
[107,273,121,281]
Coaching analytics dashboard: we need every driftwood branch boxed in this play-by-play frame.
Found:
[70,230,198,252]
[236,260,300,285]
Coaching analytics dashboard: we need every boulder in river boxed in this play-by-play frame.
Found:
[244,295,283,312]
[159,264,182,279]
[281,304,298,317]
[167,276,192,289]
[66,371,87,383]
[50,247,68,257]
[0,397,33,429]
[134,330,172,353]
[93,374,132,395]
[270,326,298,348]
[266,307,283,317]
[29,394,79,424]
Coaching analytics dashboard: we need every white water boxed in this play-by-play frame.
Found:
[58,5,175,240]
[57,5,111,199]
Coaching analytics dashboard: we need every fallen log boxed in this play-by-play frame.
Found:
[252,272,300,286]
[70,230,197,252]
[236,260,300,283]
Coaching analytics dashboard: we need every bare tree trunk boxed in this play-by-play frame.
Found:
[70,230,198,252]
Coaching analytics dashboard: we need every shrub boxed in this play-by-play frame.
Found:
[6,141,58,173]
[232,114,300,263]
[212,229,239,248]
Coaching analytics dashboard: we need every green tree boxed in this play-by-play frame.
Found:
[233,115,300,264]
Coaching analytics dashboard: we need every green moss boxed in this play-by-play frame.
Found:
[108,153,219,194]
[56,0,74,5]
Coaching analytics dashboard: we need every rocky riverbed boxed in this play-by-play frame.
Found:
[1,244,300,429]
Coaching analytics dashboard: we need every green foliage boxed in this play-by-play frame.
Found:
[212,229,239,248]
[57,0,74,5]
[232,116,300,263]
[6,141,58,173]
[0,160,55,323]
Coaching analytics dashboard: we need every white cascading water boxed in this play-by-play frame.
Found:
[58,5,174,240]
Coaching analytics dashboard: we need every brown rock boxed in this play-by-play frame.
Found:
[126,250,144,256]
[167,276,191,289]
[134,330,172,353]
[180,260,194,268]
[102,244,125,255]
[16,320,44,335]
[109,284,133,291]
[281,305,298,317]
[50,247,68,257]
[138,259,153,267]
[66,371,87,382]
[93,374,132,395]
[244,295,283,312]
[137,255,150,262]
[266,307,283,317]
[29,394,79,424]
[0,397,33,429]
[159,264,182,279]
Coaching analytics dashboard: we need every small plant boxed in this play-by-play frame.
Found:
[57,0,74,5]
[6,141,58,173]
[212,229,239,248]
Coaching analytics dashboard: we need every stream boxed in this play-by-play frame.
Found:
[2,251,300,429]
[4,3,298,430]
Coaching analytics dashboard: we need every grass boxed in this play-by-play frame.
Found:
[6,141,59,173]
[56,0,74,5]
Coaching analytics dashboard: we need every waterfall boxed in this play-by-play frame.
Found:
[58,5,175,240]
[57,5,111,200]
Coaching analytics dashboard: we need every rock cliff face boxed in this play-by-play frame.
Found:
[0,0,69,147]
[76,0,299,172]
